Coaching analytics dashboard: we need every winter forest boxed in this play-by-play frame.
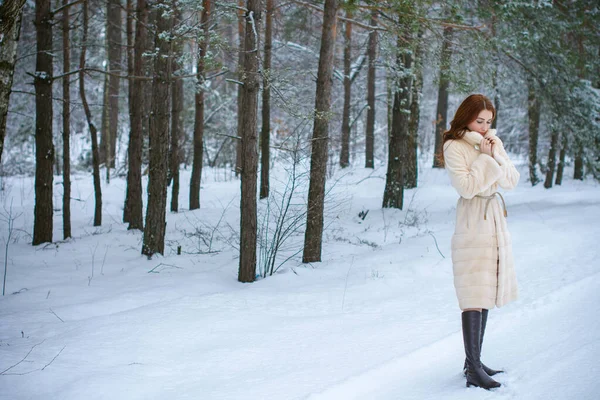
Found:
[1,0,599,398]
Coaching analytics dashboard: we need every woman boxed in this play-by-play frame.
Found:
[441,94,520,390]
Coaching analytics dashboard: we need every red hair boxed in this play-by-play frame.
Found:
[437,94,496,167]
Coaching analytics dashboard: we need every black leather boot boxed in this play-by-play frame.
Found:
[462,310,501,390]
[463,309,504,376]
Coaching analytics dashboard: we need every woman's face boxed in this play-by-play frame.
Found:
[467,110,494,135]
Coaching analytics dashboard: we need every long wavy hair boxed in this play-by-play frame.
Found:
[437,94,496,167]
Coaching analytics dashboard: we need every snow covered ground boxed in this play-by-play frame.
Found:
[0,159,598,400]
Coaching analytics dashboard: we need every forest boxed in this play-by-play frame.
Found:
[1,0,599,279]
[1,1,600,398]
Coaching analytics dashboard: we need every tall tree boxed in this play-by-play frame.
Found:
[190,0,211,210]
[383,16,414,209]
[432,26,452,168]
[235,0,244,177]
[238,0,262,282]
[141,0,173,257]
[527,77,541,186]
[79,0,102,227]
[364,10,378,169]
[62,0,72,239]
[170,6,183,213]
[260,0,274,199]
[0,0,27,165]
[100,0,122,168]
[406,29,423,189]
[573,138,584,180]
[124,0,148,230]
[339,11,352,169]
[555,133,567,185]
[544,124,560,189]
[101,70,110,182]
[302,0,339,264]
[32,0,54,244]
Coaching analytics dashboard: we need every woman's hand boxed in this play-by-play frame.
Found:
[480,137,495,157]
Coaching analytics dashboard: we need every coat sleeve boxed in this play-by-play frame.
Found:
[492,138,520,190]
[444,141,503,199]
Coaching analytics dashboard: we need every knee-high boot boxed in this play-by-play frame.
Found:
[463,309,504,376]
[462,310,501,389]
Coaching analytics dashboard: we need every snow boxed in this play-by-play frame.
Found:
[0,160,599,400]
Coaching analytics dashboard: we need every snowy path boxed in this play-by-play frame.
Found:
[0,168,599,399]
[307,271,600,400]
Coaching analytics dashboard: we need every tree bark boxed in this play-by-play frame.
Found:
[432,26,452,168]
[260,0,273,199]
[100,0,122,168]
[491,69,499,130]
[364,11,378,169]
[0,0,27,165]
[302,0,339,264]
[238,0,261,282]
[142,0,172,257]
[235,0,244,177]
[190,0,211,210]
[32,0,54,245]
[170,7,183,213]
[339,12,352,169]
[528,77,541,186]
[101,69,110,183]
[406,31,423,189]
[79,0,102,227]
[124,0,134,222]
[142,7,155,165]
[127,0,134,103]
[573,138,584,180]
[124,0,147,230]
[383,32,412,209]
[555,132,567,185]
[62,0,72,239]
[544,126,559,189]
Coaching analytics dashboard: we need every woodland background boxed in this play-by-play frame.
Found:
[0,0,599,282]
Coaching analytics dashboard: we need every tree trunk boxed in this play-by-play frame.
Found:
[383,32,412,209]
[142,0,172,257]
[238,0,261,282]
[124,0,147,230]
[260,0,273,199]
[123,0,134,222]
[101,69,110,182]
[79,0,102,227]
[544,126,559,189]
[142,8,155,165]
[491,69,499,130]
[32,0,54,245]
[235,0,244,177]
[339,12,352,169]
[190,0,211,210]
[555,132,567,185]
[170,7,183,213]
[302,0,339,264]
[99,0,122,168]
[127,0,134,104]
[573,138,584,180]
[406,33,422,189]
[433,26,452,168]
[528,77,541,186]
[0,0,26,165]
[364,11,378,169]
[62,0,72,240]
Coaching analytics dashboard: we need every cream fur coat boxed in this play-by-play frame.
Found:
[443,129,520,310]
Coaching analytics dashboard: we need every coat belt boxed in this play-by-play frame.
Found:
[474,192,507,220]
